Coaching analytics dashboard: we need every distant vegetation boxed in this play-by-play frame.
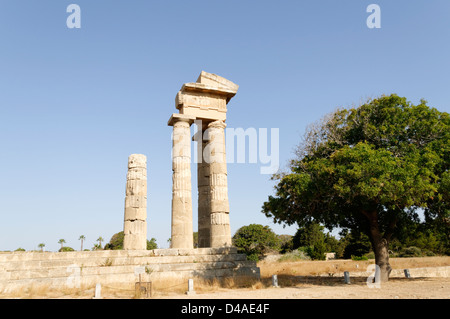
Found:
[103,231,158,250]
[7,216,447,258]
[233,222,449,262]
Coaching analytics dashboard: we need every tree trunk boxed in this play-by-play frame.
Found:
[372,236,392,282]
[363,210,392,282]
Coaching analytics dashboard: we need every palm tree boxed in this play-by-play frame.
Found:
[38,243,45,252]
[96,237,104,249]
[58,239,66,251]
[79,235,86,251]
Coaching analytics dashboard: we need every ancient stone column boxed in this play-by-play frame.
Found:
[123,154,147,250]
[170,71,238,248]
[206,120,232,247]
[197,132,211,248]
[170,115,194,249]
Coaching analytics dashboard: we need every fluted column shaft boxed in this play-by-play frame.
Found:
[197,133,211,248]
[171,118,194,249]
[123,154,147,250]
[206,120,231,247]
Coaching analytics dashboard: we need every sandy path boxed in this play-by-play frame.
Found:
[160,277,450,299]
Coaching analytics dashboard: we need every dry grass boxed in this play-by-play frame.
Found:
[2,256,448,298]
[258,256,450,278]
[149,275,263,297]
[2,283,98,299]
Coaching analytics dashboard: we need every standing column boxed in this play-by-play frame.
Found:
[206,120,232,247]
[123,154,147,250]
[170,117,194,249]
[197,132,211,248]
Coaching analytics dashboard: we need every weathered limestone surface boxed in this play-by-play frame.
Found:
[170,71,238,249]
[197,135,211,248]
[175,71,238,122]
[169,115,195,249]
[0,249,261,292]
[206,120,231,247]
[123,154,147,250]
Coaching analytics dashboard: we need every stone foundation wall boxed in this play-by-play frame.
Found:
[0,247,260,292]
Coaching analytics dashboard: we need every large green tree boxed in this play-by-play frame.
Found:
[263,94,449,281]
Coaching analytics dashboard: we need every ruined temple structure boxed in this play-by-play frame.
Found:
[168,71,239,249]
[122,72,238,251]
[0,73,259,293]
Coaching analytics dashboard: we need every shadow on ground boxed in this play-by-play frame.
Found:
[262,274,429,288]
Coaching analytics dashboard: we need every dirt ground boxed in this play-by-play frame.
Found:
[3,256,449,299]
[162,277,450,299]
[159,256,450,299]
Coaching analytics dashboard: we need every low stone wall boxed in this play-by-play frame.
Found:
[347,266,450,278]
[0,247,260,293]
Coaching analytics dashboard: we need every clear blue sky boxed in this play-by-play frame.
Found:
[1,1,449,251]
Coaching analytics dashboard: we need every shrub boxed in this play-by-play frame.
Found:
[246,253,260,262]
[305,244,327,261]
[351,255,368,261]
[278,248,311,262]
[364,251,375,259]
[398,246,423,257]
[104,231,158,250]
[233,224,280,261]
[342,232,372,259]
[278,235,294,253]
[147,238,158,250]
[104,231,124,250]
[59,246,74,252]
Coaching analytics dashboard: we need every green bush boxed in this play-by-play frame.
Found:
[278,235,294,253]
[233,224,280,261]
[351,255,368,261]
[59,246,74,252]
[147,238,158,250]
[342,232,372,259]
[104,231,158,250]
[305,244,327,260]
[364,251,375,259]
[398,246,423,257]
[246,253,260,262]
[104,231,124,250]
[278,248,311,262]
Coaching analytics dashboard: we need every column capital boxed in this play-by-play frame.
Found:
[168,113,197,127]
[207,120,226,129]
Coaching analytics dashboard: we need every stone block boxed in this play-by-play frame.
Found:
[124,207,146,221]
[210,212,230,225]
[128,154,147,169]
[196,71,239,93]
[209,162,227,175]
[126,179,147,196]
[210,200,229,213]
[124,220,147,235]
[127,168,147,181]
[123,234,146,250]
[125,195,147,209]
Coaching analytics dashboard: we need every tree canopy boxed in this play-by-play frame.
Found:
[262,94,449,281]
